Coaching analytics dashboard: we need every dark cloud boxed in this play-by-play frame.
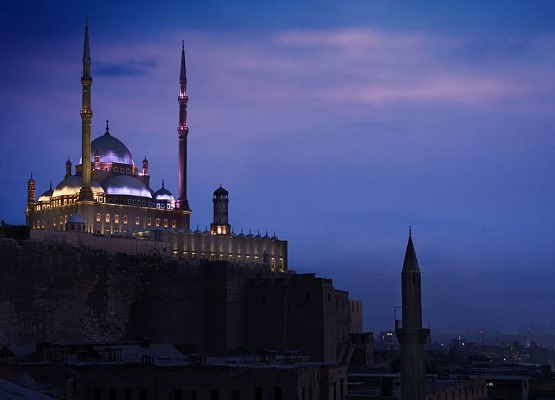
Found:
[96,59,157,77]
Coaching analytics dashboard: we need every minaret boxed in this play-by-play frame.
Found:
[175,41,190,210]
[78,22,94,201]
[395,228,430,400]
[26,174,36,225]
[210,185,230,235]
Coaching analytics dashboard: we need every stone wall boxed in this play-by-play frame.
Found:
[0,238,353,361]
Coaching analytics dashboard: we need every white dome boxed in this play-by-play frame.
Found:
[52,175,105,197]
[103,175,152,198]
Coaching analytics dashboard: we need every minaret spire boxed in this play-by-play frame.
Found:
[78,22,94,201]
[395,230,430,400]
[176,41,190,211]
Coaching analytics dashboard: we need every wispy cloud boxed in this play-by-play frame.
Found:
[181,28,554,111]
[96,59,157,77]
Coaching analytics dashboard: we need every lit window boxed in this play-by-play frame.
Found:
[211,253,216,261]
[164,219,168,228]
[219,253,224,261]
[96,213,101,222]
[147,218,152,226]
[114,215,119,223]
[105,214,110,223]
[53,218,56,227]
[228,255,233,262]
[172,220,176,228]
[135,217,140,225]
[155,218,160,227]
[123,215,128,224]
[60,216,64,225]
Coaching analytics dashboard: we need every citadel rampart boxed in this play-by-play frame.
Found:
[0,237,351,362]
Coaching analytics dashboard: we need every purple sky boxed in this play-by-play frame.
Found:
[1,1,555,336]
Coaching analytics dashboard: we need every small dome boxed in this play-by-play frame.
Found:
[53,175,105,197]
[263,231,270,240]
[214,185,228,196]
[194,225,202,234]
[255,231,262,239]
[238,229,245,238]
[203,226,210,234]
[103,175,152,198]
[246,230,254,239]
[271,232,278,240]
[67,214,85,224]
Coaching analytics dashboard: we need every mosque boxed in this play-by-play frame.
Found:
[25,25,288,271]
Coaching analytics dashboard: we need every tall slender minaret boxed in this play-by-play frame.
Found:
[395,228,430,400]
[175,41,190,210]
[78,22,94,201]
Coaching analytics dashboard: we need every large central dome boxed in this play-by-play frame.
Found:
[89,132,135,165]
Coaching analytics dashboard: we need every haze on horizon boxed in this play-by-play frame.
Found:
[1,1,554,336]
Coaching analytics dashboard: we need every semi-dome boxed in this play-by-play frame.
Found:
[154,181,175,202]
[52,175,105,197]
[103,175,152,198]
[67,214,85,224]
[38,183,54,202]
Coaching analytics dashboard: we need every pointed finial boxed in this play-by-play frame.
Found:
[83,22,91,64]
[180,42,187,83]
[162,179,165,189]
[49,180,52,190]
[105,120,110,135]
[409,225,412,237]
[182,40,184,50]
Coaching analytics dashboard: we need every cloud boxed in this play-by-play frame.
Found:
[183,27,554,112]
[96,59,157,77]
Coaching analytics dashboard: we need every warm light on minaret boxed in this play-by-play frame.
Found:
[176,40,190,210]
[78,22,94,201]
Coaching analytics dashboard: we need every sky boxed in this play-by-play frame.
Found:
[1,1,555,337]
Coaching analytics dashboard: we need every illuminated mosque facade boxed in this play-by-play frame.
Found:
[25,25,288,271]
